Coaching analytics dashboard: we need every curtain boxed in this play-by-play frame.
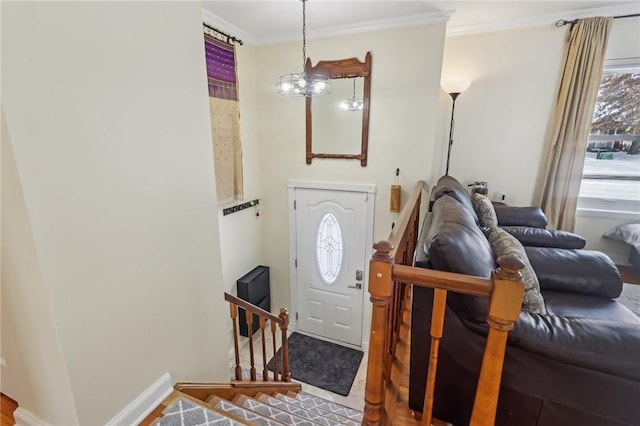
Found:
[539,17,612,231]
[204,33,243,203]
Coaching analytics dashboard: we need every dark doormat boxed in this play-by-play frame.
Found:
[267,332,364,396]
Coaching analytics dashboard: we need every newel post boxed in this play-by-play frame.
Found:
[363,240,394,426]
[279,308,291,382]
[470,256,525,426]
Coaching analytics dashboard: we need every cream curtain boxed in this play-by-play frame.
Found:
[540,17,612,231]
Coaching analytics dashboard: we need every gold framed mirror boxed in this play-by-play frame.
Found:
[305,51,372,166]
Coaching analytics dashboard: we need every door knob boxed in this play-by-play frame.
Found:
[348,283,362,289]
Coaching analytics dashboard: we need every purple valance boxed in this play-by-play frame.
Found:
[204,34,237,101]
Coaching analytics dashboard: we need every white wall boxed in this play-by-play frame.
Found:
[217,43,265,295]
[255,24,447,315]
[2,111,80,425]
[440,25,566,206]
[2,2,230,424]
[574,16,640,264]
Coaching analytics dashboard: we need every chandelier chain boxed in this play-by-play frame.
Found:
[302,0,307,72]
[275,0,330,96]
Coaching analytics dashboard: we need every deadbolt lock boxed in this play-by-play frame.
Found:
[355,270,364,281]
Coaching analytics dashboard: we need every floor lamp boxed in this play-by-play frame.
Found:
[442,80,471,175]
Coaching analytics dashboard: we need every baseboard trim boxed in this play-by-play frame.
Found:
[14,408,49,426]
[105,372,173,426]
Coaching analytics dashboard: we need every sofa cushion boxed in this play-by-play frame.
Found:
[428,195,495,277]
[494,205,548,228]
[525,247,622,298]
[500,226,586,249]
[543,290,639,324]
[433,175,480,225]
[472,193,498,228]
[488,227,547,314]
[427,195,495,321]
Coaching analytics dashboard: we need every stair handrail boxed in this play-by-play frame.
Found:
[224,293,284,323]
[224,292,290,383]
[363,181,525,426]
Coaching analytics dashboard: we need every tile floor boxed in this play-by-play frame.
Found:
[233,330,368,411]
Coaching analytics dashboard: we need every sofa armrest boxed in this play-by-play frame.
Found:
[525,247,622,298]
[508,313,640,381]
[501,226,586,249]
[494,206,547,228]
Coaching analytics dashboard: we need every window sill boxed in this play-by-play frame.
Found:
[576,207,640,221]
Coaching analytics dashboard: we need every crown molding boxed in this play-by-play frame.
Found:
[447,3,640,37]
[202,8,258,45]
[202,8,451,46]
[258,11,451,45]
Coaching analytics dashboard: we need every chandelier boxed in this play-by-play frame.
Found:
[276,0,331,97]
[339,79,363,111]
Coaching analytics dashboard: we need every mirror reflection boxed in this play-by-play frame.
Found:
[312,77,364,155]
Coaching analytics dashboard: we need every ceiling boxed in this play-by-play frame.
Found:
[201,0,640,45]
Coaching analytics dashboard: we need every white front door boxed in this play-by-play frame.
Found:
[291,184,374,346]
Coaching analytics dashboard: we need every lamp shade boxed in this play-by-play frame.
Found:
[442,80,471,94]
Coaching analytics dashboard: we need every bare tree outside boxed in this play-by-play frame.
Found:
[590,72,640,154]
[581,70,640,203]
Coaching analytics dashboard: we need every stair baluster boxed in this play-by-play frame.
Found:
[245,309,257,380]
[271,319,279,381]
[229,302,242,381]
[260,317,269,381]
[224,293,291,383]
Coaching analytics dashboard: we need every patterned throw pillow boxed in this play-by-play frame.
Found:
[488,227,547,315]
[472,193,498,228]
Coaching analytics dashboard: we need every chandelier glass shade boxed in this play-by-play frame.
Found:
[276,72,331,96]
[276,0,331,97]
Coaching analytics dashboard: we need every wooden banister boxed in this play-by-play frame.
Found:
[393,264,493,297]
[470,256,525,426]
[224,292,290,383]
[363,181,525,426]
[225,293,284,323]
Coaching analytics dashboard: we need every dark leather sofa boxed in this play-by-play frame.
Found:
[433,175,587,249]
[409,177,640,426]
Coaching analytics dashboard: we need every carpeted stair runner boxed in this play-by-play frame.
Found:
[155,390,363,426]
[288,392,363,423]
[154,397,246,426]
[272,393,360,426]
[255,393,343,426]
[207,396,283,426]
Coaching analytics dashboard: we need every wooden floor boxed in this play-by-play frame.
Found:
[619,265,640,285]
[1,394,18,426]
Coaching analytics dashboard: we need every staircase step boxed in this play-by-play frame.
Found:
[207,396,285,426]
[154,396,246,426]
[273,393,360,426]
[255,393,345,426]
[232,394,318,426]
[289,393,363,423]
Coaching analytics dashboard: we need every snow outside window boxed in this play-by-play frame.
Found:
[578,58,640,215]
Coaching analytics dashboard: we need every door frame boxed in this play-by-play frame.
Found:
[287,180,376,350]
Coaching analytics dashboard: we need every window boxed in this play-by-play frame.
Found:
[578,58,640,215]
[316,213,343,284]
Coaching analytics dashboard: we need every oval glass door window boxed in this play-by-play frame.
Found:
[316,212,343,284]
